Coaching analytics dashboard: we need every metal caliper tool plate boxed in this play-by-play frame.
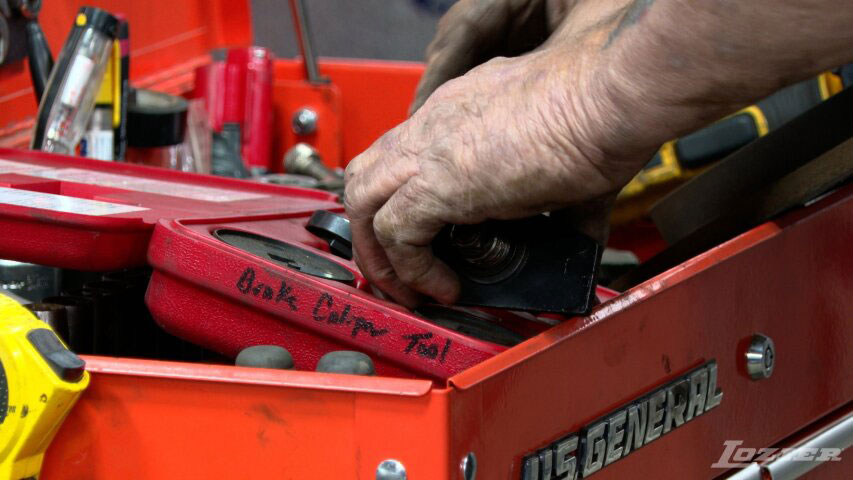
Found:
[214,229,355,283]
[415,304,524,347]
[433,215,601,314]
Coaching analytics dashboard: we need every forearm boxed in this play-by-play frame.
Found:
[602,0,853,154]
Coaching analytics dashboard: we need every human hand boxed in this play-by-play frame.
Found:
[345,14,659,308]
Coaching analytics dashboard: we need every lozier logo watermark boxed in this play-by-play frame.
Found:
[521,361,723,479]
[711,440,843,468]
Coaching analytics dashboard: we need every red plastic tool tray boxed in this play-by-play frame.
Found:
[0,149,595,379]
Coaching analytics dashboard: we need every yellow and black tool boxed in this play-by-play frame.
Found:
[0,293,89,480]
[613,70,847,224]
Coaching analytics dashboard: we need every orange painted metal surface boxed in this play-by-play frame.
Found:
[272,79,343,169]
[0,0,252,146]
[42,357,452,479]
[40,185,853,479]
[269,60,423,168]
[446,185,853,479]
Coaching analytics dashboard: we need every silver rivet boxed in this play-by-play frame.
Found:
[745,333,775,380]
[376,459,406,480]
[292,108,318,136]
[461,452,477,480]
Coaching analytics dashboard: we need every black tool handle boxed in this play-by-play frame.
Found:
[674,112,760,170]
[25,19,53,103]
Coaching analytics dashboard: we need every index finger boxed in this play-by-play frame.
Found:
[344,132,424,307]
[371,178,460,305]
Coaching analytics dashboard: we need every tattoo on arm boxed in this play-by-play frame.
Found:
[605,0,656,48]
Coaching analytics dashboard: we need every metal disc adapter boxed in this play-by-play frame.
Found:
[415,305,524,347]
[432,215,601,314]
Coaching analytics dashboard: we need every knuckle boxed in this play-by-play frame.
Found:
[344,155,363,180]
[375,127,404,157]
[342,180,364,212]
[397,179,441,223]
[372,211,399,246]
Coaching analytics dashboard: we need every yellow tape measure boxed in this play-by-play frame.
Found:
[0,294,89,479]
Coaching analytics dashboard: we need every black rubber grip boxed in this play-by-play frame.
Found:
[27,328,85,383]
[675,113,759,170]
[757,77,825,131]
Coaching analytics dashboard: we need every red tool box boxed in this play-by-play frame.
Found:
[0,1,850,479]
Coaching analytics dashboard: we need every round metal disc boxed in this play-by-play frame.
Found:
[214,229,355,283]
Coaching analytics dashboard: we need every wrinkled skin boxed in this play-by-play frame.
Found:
[346,0,853,308]
[345,1,652,307]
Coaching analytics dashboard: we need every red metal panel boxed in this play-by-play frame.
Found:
[0,4,846,474]
[446,185,853,479]
[269,59,423,167]
[272,79,343,169]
